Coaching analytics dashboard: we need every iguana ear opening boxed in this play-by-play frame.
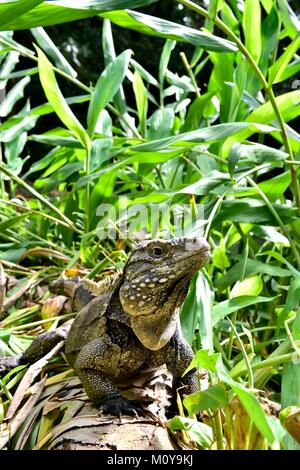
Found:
[130,312,177,350]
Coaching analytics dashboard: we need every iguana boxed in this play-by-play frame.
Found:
[0,236,210,416]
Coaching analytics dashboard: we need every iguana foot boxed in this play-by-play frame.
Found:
[0,355,24,374]
[99,396,141,417]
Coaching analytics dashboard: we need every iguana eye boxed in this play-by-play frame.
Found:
[150,245,165,257]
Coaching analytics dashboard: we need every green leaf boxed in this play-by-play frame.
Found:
[208,50,235,123]
[184,349,221,375]
[159,39,176,86]
[212,239,230,270]
[228,381,275,445]
[0,115,38,143]
[31,26,77,78]
[0,50,19,88]
[242,0,261,63]
[258,171,291,202]
[277,0,300,40]
[268,33,300,85]
[75,149,184,188]
[101,9,238,53]
[258,250,299,276]
[147,108,174,139]
[215,258,291,290]
[87,49,132,137]
[102,19,128,116]
[0,1,159,30]
[230,276,263,298]
[253,227,289,247]
[260,0,273,13]
[222,90,300,155]
[213,198,297,226]
[29,130,82,148]
[182,92,214,132]
[35,46,90,150]
[4,132,27,175]
[131,58,159,87]
[216,357,276,445]
[0,76,30,117]
[0,0,44,28]
[0,214,29,232]
[228,144,240,178]
[24,146,73,177]
[132,70,148,136]
[212,295,277,325]
[167,416,213,449]
[279,58,300,83]
[180,273,213,350]
[131,122,276,152]
[236,143,288,165]
[179,170,230,196]
[278,278,300,328]
[183,384,228,414]
[260,8,280,75]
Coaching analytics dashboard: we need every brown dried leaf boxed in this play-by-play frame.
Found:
[14,394,47,450]
[0,259,34,273]
[34,415,102,450]
[41,295,68,330]
[19,247,70,262]
[5,341,64,420]
[283,407,300,444]
[0,377,46,450]
[120,365,173,421]
[3,275,37,312]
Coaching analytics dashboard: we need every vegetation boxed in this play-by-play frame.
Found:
[0,0,300,450]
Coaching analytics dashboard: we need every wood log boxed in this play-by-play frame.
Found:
[50,404,177,450]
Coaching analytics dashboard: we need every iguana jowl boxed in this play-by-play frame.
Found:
[0,237,210,415]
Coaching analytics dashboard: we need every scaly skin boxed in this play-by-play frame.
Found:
[0,237,210,416]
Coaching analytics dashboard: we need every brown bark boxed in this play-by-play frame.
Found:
[48,404,177,450]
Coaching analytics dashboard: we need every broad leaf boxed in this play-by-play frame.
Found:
[212,295,277,325]
[0,0,44,28]
[183,384,228,414]
[35,46,90,150]
[242,0,261,63]
[101,9,238,53]
[87,49,132,137]
[0,1,159,29]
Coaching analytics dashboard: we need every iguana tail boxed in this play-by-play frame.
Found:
[49,277,96,312]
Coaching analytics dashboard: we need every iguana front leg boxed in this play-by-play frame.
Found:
[148,326,197,405]
[0,320,72,373]
[73,332,146,416]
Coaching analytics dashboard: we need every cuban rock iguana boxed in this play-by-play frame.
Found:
[0,236,210,416]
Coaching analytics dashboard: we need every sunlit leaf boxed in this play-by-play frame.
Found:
[35,46,90,150]
[87,49,132,137]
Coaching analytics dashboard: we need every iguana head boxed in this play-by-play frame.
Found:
[119,236,210,351]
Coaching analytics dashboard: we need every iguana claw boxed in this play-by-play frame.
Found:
[99,396,141,418]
